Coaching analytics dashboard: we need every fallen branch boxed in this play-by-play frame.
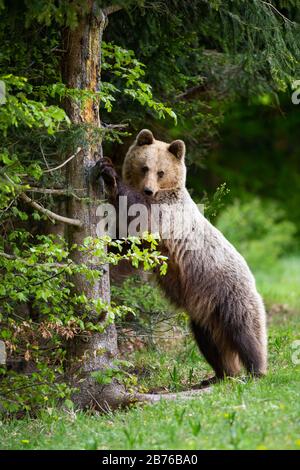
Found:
[74,384,212,412]
[20,193,82,227]
[133,387,212,403]
[88,386,212,412]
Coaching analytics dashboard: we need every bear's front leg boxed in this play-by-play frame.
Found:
[93,156,151,208]
[92,156,119,198]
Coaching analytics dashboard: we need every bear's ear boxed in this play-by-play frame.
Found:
[168,140,185,160]
[136,129,154,146]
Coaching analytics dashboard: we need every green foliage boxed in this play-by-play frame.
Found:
[217,198,297,269]
[112,277,170,315]
[0,232,167,415]
[0,0,175,416]
[201,183,230,221]
[0,364,75,415]
[101,42,176,121]
[106,0,300,161]
[22,0,90,29]
[195,96,300,235]
[91,359,137,389]
[0,75,70,136]
[255,256,300,310]
[112,276,183,348]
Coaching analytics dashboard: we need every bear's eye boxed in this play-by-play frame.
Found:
[141,165,149,174]
[157,170,164,178]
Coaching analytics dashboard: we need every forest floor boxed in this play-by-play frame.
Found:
[1,256,300,450]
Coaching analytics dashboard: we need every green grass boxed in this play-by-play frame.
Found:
[0,256,300,450]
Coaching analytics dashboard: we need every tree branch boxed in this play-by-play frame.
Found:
[261,1,294,24]
[0,252,16,260]
[20,193,82,227]
[39,141,50,170]
[43,147,83,173]
[102,122,129,129]
[175,84,207,101]
[26,187,85,201]
[26,187,69,195]
[103,5,123,16]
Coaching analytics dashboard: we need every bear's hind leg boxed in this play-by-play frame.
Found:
[227,324,267,377]
[221,348,241,377]
[190,321,232,379]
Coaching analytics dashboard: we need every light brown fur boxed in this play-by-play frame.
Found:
[108,129,268,379]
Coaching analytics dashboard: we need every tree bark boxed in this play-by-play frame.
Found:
[61,1,127,410]
[61,2,211,410]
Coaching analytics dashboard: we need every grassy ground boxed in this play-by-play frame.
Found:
[0,256,300,450]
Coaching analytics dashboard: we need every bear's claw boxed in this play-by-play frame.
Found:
[94,157,118,187]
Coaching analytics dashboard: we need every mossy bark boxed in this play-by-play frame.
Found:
[61,2,126,410]
[61,2,211,410]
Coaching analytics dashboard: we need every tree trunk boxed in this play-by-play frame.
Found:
[61,2,126,410]
[61,2,211,410]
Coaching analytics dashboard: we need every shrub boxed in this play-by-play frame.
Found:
[0,233,167,416]
[216,198,297,270]
[112,277,186,349]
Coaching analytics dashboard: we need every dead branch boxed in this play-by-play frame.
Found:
[20,193,82,227]
[133,387,212,403]
[175,84,207,101]
[0,252,15,260]
[103,5,123,16]
[39,141,50,170]
[262,1,294,24]
[25,187,69,195]
[26,187,85,201]
[89,386,212,412]
[43,147,82,173]
[76,385,212,412]
[102,122,129,129]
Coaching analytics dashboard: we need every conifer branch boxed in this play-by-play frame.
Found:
[262,1,294,24]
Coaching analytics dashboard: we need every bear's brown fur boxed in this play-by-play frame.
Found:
[98,129,267,380]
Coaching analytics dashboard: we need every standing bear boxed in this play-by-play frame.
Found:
[97,129,267,381]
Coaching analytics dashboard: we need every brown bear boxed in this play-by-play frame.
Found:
[97,129,267,381]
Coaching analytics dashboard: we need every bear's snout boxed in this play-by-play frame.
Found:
[143,187,154,196]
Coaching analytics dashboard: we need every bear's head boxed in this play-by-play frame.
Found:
[122,129,186,199]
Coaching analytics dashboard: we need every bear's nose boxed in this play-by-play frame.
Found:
[144,187,153,196]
